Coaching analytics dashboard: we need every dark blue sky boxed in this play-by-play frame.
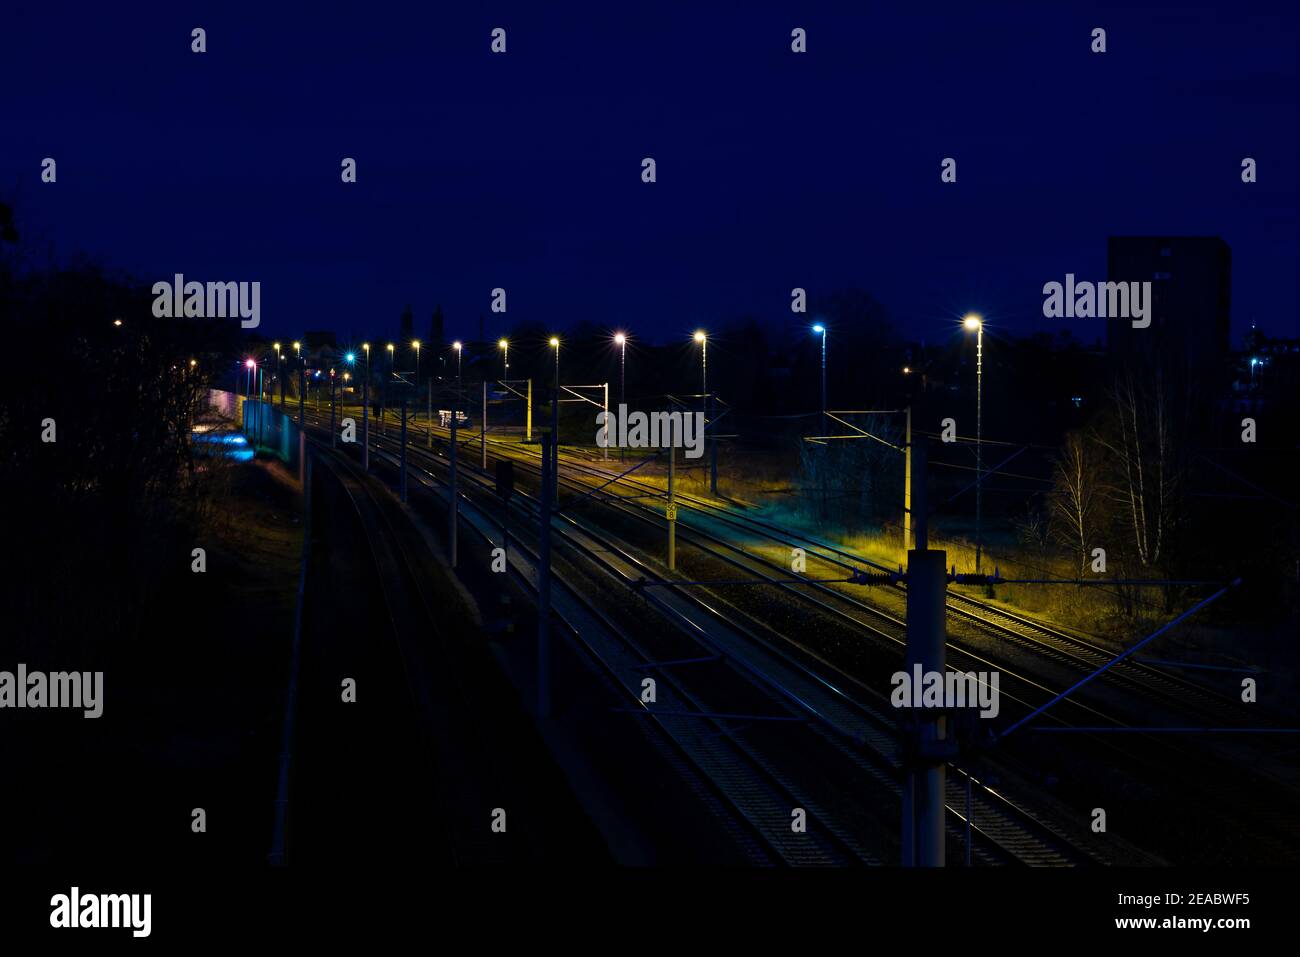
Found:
[4,1,1296,346]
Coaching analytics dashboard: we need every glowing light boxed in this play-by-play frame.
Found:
[453,340,462,351]
[693,330,706,343]
[613,332,626,345]
[345,352,355,363]
[293,341,301,350]
[412,339,421,349]
[273,342,280,351]
[903,366,912,374]
[812,324,825,334]
[189,359,197,367]
[245,358,256,368]
[386,343,394,352]
[498,338,508,350]
[549,337,560,347]
[113,319,122,327]
[963,314,982,331]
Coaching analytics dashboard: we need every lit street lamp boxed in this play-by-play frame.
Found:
[812,323,827,431]
[963,313,984,572]
[614,332,627,410]
[693,330,707,396]
[453,340,463,379]
[499,338,509,378]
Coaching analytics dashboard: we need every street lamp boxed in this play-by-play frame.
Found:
[549,337,561,452]
[386,342,394,372]
[613,332,627,410]
[453,340,463,379]
[498,338,509,378]
[812,323,827,430]
[693,330,707,396]
[963,314,984,572]
[273,343,283,406]
[413,339,421,382]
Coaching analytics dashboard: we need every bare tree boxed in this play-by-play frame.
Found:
[1049,431,1102,573]
[1095,368,1187,568]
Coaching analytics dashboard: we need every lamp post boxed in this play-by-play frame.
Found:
[614,333,627,409]
[274,343,283,408]
[812,323,827,432]
[550,335,560,504]
[413,339,421,383]
[499,338,509,378]
[550,336,560,397]
[693,330,707,396]
[963,314,983,573]
[453,340,463,379]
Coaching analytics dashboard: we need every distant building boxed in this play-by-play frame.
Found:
[1106,236,1232,393]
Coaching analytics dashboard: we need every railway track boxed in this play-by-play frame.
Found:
[291,406,1300,864]
[440,422,1256,729]
[300,410,1097,866]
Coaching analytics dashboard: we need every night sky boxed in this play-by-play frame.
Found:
[4,1,1296,346]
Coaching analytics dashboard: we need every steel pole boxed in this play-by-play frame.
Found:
[537,432,553,718]
[362,380,369,471]
[450,370,459,566]
[903,405,912,553]
[975,326,982,573]
[399,399,407,503]
[903,439,946,867]
[667,420,676,570]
